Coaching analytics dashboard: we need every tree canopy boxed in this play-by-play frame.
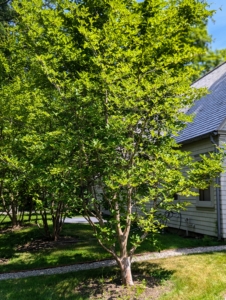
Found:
[0,0,224,285]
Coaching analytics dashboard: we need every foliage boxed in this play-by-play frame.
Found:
[0,0,16,34]
[197,48,226,76]
[0,14,78,236]
[0,0,224,285]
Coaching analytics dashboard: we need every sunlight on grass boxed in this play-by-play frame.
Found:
[1,252,226,299]
[0,245,111,273]
[158,252,226,300]
[0,221,225,274]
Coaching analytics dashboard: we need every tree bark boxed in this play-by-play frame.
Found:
[119,256,134,286]
[11,197,19,228]
[41,209,51,239]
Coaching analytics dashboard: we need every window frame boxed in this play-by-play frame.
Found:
[196,185,214,208]
[194,152,215,208]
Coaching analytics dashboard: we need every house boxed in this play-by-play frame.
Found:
[168,62,226,239]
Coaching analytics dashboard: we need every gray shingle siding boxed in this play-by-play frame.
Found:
[177,62,226,143]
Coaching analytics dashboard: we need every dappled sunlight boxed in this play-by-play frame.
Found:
[1,222,225,275]
[2,251,226,299]
[0,223,111,273]
[54,263,173,300]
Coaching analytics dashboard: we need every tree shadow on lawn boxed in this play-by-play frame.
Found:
[0,222,110,272]
[0,263,174,300]
[70,262,174,300]
[0,228,34,259]
[0,244,111,273]
[0,225,55,270]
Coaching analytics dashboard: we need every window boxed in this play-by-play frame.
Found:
[196,185,214,208]
[199,187,211,201]
[173,193,178,201]
[194,152,215,208]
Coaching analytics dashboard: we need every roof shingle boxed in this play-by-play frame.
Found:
[177,62,226,143]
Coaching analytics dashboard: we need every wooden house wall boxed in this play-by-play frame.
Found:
[167,138,218,237]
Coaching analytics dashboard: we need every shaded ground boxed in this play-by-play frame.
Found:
[0,262,174,300]
[16,236,79,251]
[74,262,173,300]
[1,222,225,283]
[75,273,172,299]
[0,258,8,264]
[2,252,226,300]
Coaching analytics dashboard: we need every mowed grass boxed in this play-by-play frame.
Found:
[0,218,225,273]
[0,222,111,273]
[158,251,226,300]
[1,252,226,299]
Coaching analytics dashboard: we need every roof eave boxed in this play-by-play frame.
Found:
[178,130,226,145]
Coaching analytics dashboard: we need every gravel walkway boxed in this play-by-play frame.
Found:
[1,245,226,281]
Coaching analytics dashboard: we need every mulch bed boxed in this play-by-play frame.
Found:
[16,236,79,251]
[0,258,8,264]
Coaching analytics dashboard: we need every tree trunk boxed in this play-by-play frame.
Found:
[41,210,51,239]
[11,199,19,228]
[119,256,134,286]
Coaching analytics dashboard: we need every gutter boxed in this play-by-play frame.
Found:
[178,130,226,145]
[177,133,212,145]
[210,133,222,240]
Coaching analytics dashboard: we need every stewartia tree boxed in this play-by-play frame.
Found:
[7,0,224,285]
[0,12,77,236]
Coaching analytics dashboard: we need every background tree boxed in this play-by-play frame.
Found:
[0,0,16,34]
[2,0,224,285]
[0,9,78,236]
[197,48,226,76]
[187,0,226,78]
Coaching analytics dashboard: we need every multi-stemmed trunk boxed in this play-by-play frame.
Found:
[118,256,134,286]
[86,212,135,286]
[84,189,136,286]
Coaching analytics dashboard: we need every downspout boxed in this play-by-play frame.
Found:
[210,133,222,240]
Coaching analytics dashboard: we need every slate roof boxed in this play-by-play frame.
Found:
[177,62,226,143]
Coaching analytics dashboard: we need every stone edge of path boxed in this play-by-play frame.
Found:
[1,245,226,281]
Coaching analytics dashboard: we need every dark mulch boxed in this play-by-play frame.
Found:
[16,236,79,251]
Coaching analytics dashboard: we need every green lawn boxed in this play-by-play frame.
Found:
[0,220,225,274]
[1,219,226,299]
[158,251,226,300]
[0,223,111,273]
[1,252,226,299]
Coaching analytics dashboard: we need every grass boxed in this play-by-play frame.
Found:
[0,223,110,273]
[158,252,226,300]
[0,219,225,273]
[1,217,226,299]
[1,252,226,299]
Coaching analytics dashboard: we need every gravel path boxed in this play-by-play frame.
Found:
[1,245,226,281]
